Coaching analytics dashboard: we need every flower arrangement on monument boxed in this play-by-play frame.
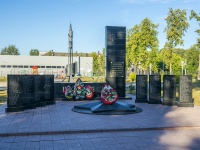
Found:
[64,85,74,100]
[100,84,118,104]
[73,78,85,100]
[85,85,94,100]
[63,78,94,100]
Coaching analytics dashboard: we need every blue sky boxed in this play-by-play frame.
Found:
[0,0,199,55]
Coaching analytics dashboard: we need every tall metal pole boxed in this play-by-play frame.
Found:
[68,23,73,76]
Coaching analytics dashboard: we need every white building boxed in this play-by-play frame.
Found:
[0,55,93,77]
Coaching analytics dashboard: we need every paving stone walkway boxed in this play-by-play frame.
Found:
[0,95,200,149]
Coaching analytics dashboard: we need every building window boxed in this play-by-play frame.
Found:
[52,66,56,68]
[57,66,61,68]
[7,65,11,68]
[13,65,17,68]
[41,66,45,68]
[62,66,65,68]
[24,66,29,68]
[46,66,51,68]
[0,65,6,68]
[18,65,23,68]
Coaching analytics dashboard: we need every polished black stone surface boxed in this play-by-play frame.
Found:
[177,75,194,107]
[6,75,55,112]
[72,101,142,115]
[148,75,162,104]
[135,75,148,103]
[163,75,176,106]
[105,26,126,98]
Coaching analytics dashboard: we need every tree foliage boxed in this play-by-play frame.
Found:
[0,45,20,55]
[29,49,39,56]
[185,45,200,76]
[91,49,105,76]
[164,8,189,74]
[172,48,186,58]
[190,10,200,47]
[126,18,159,73]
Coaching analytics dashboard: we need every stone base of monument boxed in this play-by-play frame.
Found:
[176,101,194,107]
[148,100,162,104]
[72,101,142,115]
[162,101,176,106]
[23,104,36,109]
[135,99,148,103]
[5,106,24,113]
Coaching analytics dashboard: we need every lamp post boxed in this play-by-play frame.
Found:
[138,62,141,75]
[149,63,152,75]
[181,60,185,75]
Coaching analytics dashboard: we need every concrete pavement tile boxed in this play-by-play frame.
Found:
[76,134,90,139]
[14,136,28,142]
[0,142,12,150]
[1,136,15,143]
[26,141,40,149]
[40,140,54,149]
[68,145,82,150]
[40,135,53,141]
[64,134,77,140]
[52,134,65,140]
[10,142,26,150]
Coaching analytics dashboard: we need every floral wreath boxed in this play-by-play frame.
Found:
[100,84,118,104]
[64,85,74,100]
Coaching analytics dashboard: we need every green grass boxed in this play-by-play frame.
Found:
[192,81,200,106]
[0,91,7,106]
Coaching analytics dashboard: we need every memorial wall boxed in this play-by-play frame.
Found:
[6,75,55,112]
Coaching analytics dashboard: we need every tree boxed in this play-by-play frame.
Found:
[185,45,200,77]
[29,49,39,56]
[99,48,105,75]
[0,45,20,55]
[126,24,140,71]
[140,18,159,73]
[164,8,189,74]
[126,18,159,73]
[158,48,183,75]
[172,48,186,58]
[190,10,200,47]
[47,50,54,56]
[91,52,99,74]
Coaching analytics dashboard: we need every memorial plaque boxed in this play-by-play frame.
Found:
[21,75,35,109]
[34,75,45,106]
[6,75,55,112]
[148,75,161,104]
[105,26,126,97]
[135,75,148,103]
[163,75,176,106]
[7,75,23,106]
[177,75,194,107]
[44,75,55,104]
[110,62,124,77]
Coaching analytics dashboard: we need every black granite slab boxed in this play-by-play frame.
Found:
[163,75,176,106]
[177,75,194,107]
[135,75,148,103]
[148,75,162,104]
